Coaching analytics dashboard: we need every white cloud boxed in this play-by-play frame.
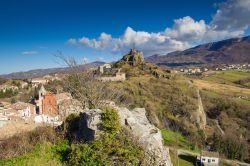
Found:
[211,0,250,31]
[165,16,207,41]
[22,51,38,55]
[165,16,244,44]
[67,0,249,56]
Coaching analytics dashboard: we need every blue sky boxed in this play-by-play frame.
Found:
[0,0,249,74]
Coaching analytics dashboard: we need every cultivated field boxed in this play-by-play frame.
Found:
[193,79,250,95]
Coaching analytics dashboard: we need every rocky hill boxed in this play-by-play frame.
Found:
[146,35,250,66]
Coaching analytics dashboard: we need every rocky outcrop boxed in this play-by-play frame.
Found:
[79,109,103,141]
[122,48,144,66]
[79,107,172,166]
[116,107,172,166]
[191,89,206,130]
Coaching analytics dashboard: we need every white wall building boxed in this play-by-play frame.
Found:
[34,114,62,126]
[198,151,219,166]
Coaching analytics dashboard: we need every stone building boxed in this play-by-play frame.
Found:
[97,64,126,82]
[36,85,58,115]
[42,92,58,115]
[98,64,111,74]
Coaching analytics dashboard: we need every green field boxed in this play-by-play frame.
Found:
[161,129,197,151]
[0,143,63,166]
[204,70,250,86]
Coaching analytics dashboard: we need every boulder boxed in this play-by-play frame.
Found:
[116,107,172,166]
[79,109,103,141]
[79,107,172,166]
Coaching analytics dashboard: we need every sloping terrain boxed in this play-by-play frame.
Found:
[146,35,250,66]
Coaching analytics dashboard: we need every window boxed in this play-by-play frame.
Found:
[202,158,206,161]
[208,159,211,163]
[212,159,215,162]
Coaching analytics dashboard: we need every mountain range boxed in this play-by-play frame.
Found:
[146,35,250,67]
[1,61,105,79]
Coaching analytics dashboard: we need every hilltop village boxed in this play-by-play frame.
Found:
[0,49,144,138]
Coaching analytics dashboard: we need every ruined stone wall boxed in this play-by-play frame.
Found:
[42,93,58,115]
[98,73,126,82]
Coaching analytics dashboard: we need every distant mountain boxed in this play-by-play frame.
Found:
[1,61,105,79]
[146,35,250,67]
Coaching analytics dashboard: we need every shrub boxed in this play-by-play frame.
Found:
[67,108,144,166]
[68,129,144,166]
[0,126,59,159]
[101,107,120,133]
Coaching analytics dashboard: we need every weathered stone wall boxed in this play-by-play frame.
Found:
[98,73,126,82]
[42,92,58,115]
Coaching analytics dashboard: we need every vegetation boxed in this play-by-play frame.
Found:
[109,72,198,133]
[0,77,7,85]
[0,143,64,166]
[0,108,144,166]
[68,107,144,166]
[209,134,244,161]
[201,89,250,162]
[161,129,196,151]
[0,89,18,98]
[203,70,250,87]
[0,127,60,159]
[169,150,195,166]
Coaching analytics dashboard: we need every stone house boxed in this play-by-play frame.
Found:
[97,64,126,82]
[10,102,36,118]
[98,64,112,74]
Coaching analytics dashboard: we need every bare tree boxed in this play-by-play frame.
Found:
[56,52,124,109]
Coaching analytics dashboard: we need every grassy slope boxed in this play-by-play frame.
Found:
[203,70,250,86]
[0,143,63,166]
[109,69,199,133]
[193,79,250,95]
[161,129,196,151]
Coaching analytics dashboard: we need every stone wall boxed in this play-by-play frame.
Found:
[42,92,58,115]
[98,73,126,82]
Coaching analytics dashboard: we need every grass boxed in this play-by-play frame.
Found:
[161,129,197,152]
[179,155,196,166]
[204,70,250,86]
[170,150,196,166]
[0,143,64,166]
[201,89,221,98]
[193,79,250,95]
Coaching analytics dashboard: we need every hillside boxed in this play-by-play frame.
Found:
[109,50,250,162]
[146,35,250,66]
[1,61,105,79]
[1,49,250,164]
